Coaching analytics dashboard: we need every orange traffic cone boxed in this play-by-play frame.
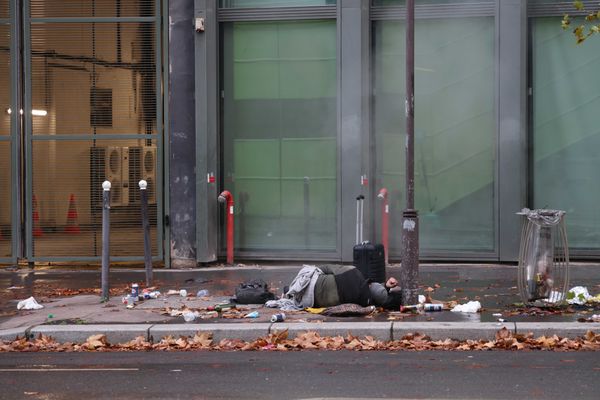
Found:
[64,194,80,234]
[32,194,43,237]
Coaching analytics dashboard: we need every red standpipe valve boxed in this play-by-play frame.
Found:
[218,190,234,265]
[377,188,389,266]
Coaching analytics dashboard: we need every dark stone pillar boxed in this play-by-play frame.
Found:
[168,0,197,267]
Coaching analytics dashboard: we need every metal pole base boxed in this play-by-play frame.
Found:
[401,209,419,305]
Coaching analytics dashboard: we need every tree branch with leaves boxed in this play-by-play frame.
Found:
[562,0,600,43]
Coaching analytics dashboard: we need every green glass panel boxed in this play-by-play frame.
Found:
[373,0,493,6]
[220,0,335,8]
[532,17,600,250]
[222,20,337,252]
[373,17,495,254]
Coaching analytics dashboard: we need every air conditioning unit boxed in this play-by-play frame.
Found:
[128,145,157,205]
[90,146,130,207]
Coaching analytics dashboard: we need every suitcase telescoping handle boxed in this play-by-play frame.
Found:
[356,195,364,244]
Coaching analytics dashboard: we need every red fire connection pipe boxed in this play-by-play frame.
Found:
[218,190,234,265]
[378,188,389,265]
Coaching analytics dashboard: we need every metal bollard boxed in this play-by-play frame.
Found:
[101,180,111,301]
[304,177,310,247]
[139,180,153,287]
[378,188,389,266]
[218,190,234,265]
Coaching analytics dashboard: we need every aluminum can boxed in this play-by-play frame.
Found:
[423,303,442,312]
[131,283,139,298]
[270,313,286,323]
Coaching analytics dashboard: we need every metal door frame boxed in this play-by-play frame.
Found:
[21,0,166,262]
[0,0,20,264]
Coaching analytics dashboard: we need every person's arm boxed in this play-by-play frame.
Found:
[385,277,398,289]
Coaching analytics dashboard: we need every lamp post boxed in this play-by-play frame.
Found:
[401,0,419,305]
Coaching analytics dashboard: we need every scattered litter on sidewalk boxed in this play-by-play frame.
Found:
[196,289,209,297]
[144,290,161,299]
[546,291,564,303]
[244,311,259,318]
[17,296,44,310]
[451,301,481,313]
[566,286,592,305]
[125,296,136,309]
[271,312,285,322]
[182,311,198,322]
[578,314,600,323]
[7,286,24,290]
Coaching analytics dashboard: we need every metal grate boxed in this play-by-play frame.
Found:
[0,9,12,260]
[26,0,162,261]
[0,24,10,136]
[30,0,157,19]
[0,142,11,258]
[30,22,157,136]
[0,0,8,19]
[31,140,159,258]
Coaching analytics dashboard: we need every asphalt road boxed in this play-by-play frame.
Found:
[0,350,599,399]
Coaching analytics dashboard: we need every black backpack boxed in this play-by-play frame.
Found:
[234,279,275,304]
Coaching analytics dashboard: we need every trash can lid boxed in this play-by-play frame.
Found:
[517,208,566,226]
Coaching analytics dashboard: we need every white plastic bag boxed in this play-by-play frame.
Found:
[566,286,592,305]
[451,300,481,313]
[17,296,44,310]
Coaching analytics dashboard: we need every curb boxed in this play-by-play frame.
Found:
[1,322,599,344]
[28,324,153,344]
[149,323,273,343]
[270,322,393,341]
[0,327,28,342]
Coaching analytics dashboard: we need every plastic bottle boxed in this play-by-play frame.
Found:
[182,311,197,322]
[215,303,236,312]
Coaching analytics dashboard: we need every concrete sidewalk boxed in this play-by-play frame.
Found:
[1,263,599,343]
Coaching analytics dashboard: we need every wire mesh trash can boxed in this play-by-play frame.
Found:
[517,208,569,305]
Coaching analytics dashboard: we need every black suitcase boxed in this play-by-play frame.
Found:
[353,242,386,284]
[353,195,386,284]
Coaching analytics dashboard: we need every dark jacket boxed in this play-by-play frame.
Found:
[314,265,372,307]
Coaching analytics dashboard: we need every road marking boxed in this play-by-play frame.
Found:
[0,368,139,372]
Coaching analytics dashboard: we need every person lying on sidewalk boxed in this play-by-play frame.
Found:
[266,264,400,311]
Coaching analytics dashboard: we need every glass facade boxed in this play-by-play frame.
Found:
[373,16,496,254]
[1,1,599,263]
[532,17,600,252]
[221,20,337,252]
